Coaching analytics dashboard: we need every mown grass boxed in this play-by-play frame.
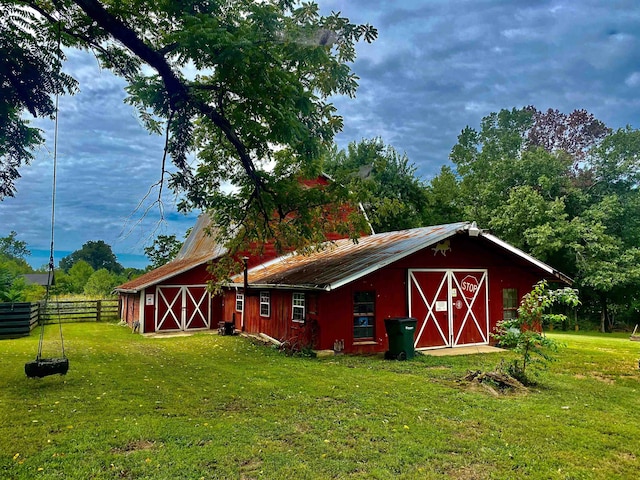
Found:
[1,324,638,479]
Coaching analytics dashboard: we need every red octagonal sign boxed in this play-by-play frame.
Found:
[460,275,479,299]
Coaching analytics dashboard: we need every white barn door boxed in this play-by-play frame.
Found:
[156,285,210,332]
[409,269,489,349]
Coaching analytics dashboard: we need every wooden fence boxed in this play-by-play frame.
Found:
[0,299,119,339]
[40,299,119,324]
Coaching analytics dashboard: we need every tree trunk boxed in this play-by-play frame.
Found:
[599,294,610,333]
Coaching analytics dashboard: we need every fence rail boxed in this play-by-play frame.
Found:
[0,299,119,338]
[40,300,119,324]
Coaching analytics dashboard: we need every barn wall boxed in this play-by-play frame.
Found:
[314,269,409,354]
[223,289,319,345]
[160,264,212,285]
[392,234,545,338]
[143,286,156,333]
[123,264,220,333]
[119,293,141,328]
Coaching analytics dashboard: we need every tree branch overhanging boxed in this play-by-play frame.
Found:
[71,0,267,198]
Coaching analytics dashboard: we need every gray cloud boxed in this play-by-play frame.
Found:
[331,0,640,179]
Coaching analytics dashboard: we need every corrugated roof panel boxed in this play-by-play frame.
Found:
[232,222,469,290]
[175,214,227,261]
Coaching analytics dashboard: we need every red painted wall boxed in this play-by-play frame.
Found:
[143,285,156,333]
[136,264,220,333]
[119,293,140,328]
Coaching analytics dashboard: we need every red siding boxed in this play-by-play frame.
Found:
[144,285,156,333]
[119,293,140,328]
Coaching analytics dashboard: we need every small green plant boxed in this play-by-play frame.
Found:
[494,280,580,383]
[278,336,317,357]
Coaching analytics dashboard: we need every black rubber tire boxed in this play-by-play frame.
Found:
[397,351,407,361]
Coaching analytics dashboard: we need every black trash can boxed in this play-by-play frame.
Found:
[384,317,417,360]
[218,321,236,336]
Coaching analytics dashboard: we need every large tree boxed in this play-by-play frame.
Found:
[60,240,123,273]
[144,233,183,269]
[0,3,76,199]
[0,230,30,261]
[443,106,640,329]
[84,268,119,296]
[323,138,428,233]
[2,1,376,265]
[0,231,33,279]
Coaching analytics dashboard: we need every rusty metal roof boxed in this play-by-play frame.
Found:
[173,214,226,261]
[230,222,470,291]
[117,217,572,294]
[115,214,226,293]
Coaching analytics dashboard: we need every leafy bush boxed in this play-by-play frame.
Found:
[494,280,580,383]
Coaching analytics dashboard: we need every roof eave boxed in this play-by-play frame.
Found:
[114,288,139,294]
[480,232,573,285]
[226,282,329,292]
[114,255,219,292]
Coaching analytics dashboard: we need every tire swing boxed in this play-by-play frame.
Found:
[24,264,69,378]
[25,20,69,378]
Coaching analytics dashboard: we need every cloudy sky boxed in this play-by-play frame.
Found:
[2,0,639,269]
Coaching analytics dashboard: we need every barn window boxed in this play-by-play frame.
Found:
[260,291,270,317]
[292,293,305,322]
[353,291,375,339]
[502,288,518,320]
[236,292,244,312]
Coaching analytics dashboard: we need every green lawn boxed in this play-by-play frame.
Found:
[1,324,639,479]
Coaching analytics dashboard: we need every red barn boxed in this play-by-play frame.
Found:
[115,215,228,333]
[116,217,570,353]
[115,173,366,334]
[224,222,571,354]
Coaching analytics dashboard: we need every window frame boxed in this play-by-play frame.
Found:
[236,292,244,312]
[292,292,305,323]
[502,288,518,320]
[260,291,270,317]
[353,290,375,340]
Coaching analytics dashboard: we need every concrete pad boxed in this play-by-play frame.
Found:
[418,345,504,356]
[143,330,218,339]
[314,350,337,358]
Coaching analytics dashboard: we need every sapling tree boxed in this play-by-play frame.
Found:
[494,280,579,382]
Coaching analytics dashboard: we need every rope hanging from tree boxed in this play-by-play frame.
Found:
[25,18,69,379]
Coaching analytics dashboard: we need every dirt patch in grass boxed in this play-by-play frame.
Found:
[444,464,490,479]
[111,439,156,454]
[463,370,528,396]
[617,452,636,461]
[239,457,263,479]
[574,373,615,384]
[591,373,615,384]
[451,421,484,442]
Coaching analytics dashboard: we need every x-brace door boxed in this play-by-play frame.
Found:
[156,285,210,331]
[409,269,489,349]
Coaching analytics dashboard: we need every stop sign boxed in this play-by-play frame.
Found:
[460,275,479,299]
